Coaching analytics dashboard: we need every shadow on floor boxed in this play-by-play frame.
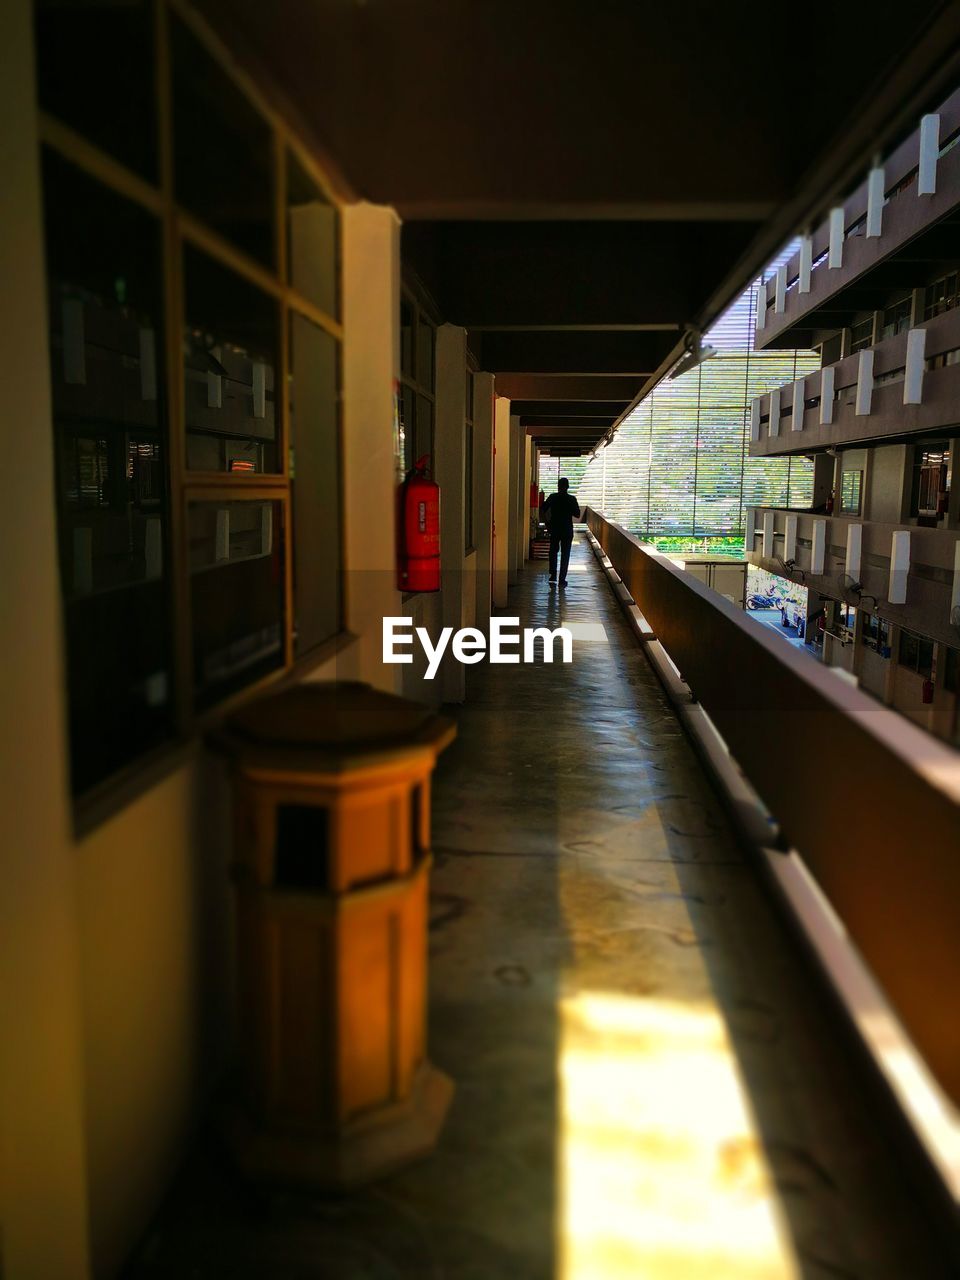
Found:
[125,534,955,1280]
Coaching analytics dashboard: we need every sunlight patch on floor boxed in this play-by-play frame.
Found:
[564,622,609,645]
[557,993,799,1280]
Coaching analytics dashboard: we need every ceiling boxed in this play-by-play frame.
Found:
[199,0,960,454]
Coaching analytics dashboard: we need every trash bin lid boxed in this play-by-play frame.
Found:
[214,681,454,766]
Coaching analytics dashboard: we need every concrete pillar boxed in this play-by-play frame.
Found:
[341,202,403,691]
[852,610,866,677]
[803,590,821,648]
[932,642,955,739]
[493,398,511,607]
[523,434,533,562]
[0,3,92,1274]
[435,324,467,702]
[947,440,960,531]
[473,373,495,631]
[508,414,522,585]
[885,626,901,704]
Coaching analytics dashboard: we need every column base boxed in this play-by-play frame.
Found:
[220,1062,454,1190]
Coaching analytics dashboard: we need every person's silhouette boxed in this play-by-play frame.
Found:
[542,478,580,587]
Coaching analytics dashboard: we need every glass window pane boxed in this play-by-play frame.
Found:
[36,0,157,181]
[41,150,172,794]
[189,499,285,708]
[416,394,434,468]
[287,150,338,318]
[850,318,873,353]
[183,246,280,472]
[172,17,274,267]
[400,383,416,474]
[400,300,414,379]
[840,470,862,515]
[465,420,475,551]
[918,638,935,677]
[416,318,435,390]
[290,315,341,655]
[899,631,920,670]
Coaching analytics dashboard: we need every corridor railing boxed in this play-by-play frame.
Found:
[582,507,960,1115]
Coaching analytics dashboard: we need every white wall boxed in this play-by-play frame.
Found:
[493,398,512,607]
[523,434,533,563]
[859,646,890,701]
[340,203,404,693]
[0,6,92,1273]
[77,758,233,1278]
[435,324,468,702]
[0,159,414,1279]
[473,373,495,632]
[507,414,522,585]
[867,445,907,524]
[399,326,498,703]
[3,24,509,1266]
[893,664,934,729]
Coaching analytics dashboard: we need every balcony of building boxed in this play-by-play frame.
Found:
[750,306,960,456]
[746,504,960,643]
[757,87,960,351]
[122,527,960,1278]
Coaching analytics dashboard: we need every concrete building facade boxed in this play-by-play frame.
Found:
[748,87,960,744]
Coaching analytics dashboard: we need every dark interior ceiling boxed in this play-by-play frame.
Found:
[200,0,960,454]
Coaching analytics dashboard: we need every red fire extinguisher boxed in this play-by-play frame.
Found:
[922,677,935,704]
[398,454,441,592]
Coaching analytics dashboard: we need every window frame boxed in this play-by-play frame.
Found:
[839,469,863,516]
[909,442,950,524]
[897,628,935,677]
[923,270,959,321]
[880,295,912,341]
[464,364,476,554]
[37,0,346,817]
[861,613,890,654]
[848,316,875,354]
[398,286,437,477]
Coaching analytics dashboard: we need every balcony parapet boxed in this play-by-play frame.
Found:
[582,505,960,1123]
[746,505,960,645]
[756,88,960,349]
[749,306,960,456]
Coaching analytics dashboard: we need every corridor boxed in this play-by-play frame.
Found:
[130,535,951,1279]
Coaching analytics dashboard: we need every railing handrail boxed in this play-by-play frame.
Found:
[583,506,960,1105]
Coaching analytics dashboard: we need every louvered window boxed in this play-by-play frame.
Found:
[544,254,818,554]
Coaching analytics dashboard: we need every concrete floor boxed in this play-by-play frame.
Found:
[128,534,954,1279]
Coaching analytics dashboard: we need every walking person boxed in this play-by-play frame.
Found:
[542,477,580,587]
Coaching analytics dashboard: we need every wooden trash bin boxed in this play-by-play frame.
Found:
[212,681,456,1187]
